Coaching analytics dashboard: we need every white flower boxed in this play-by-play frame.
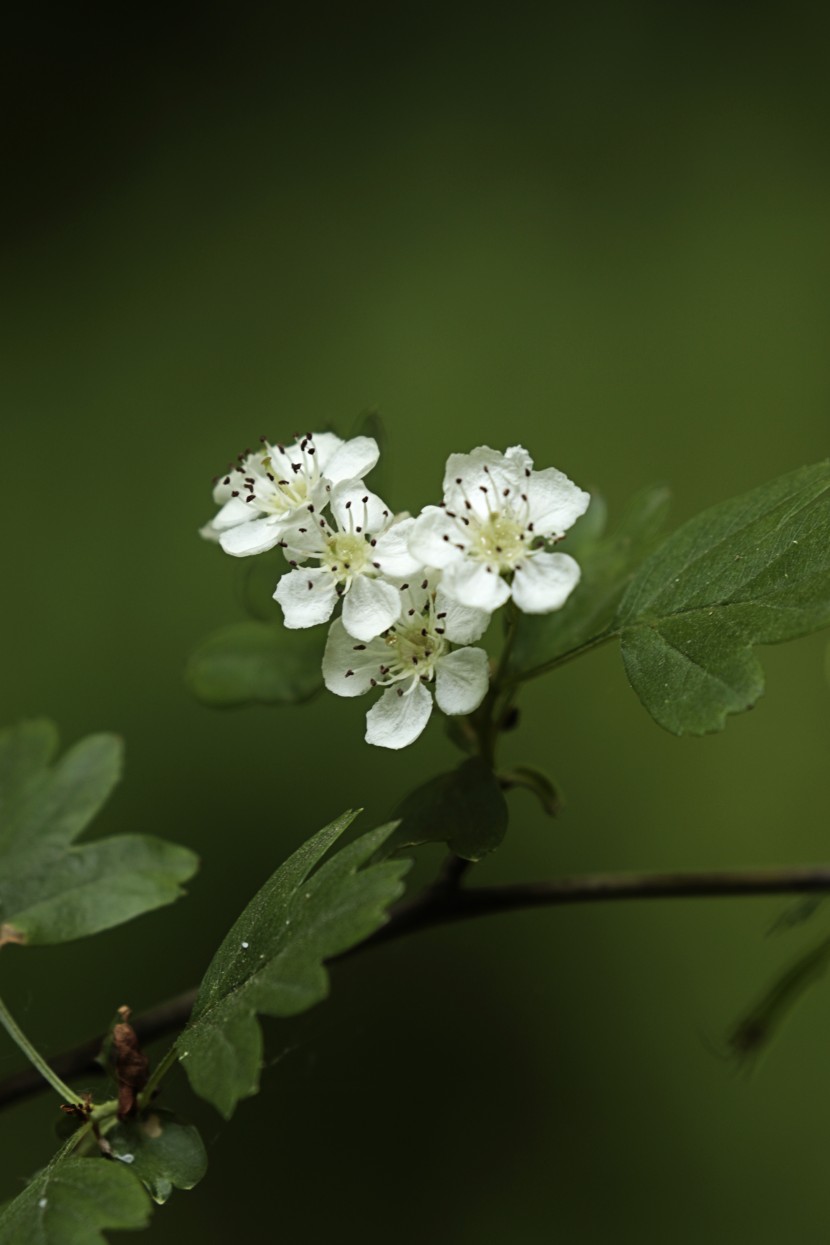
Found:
[273,479,423,642]
[201,431,380,557]
[322,575,490,749]
[408,444,590,615]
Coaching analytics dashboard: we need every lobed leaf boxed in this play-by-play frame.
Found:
[0,1149,150,1244]
[178,814,409,1118]
[107,1109,208,1205]
[186,621,325,708]
[385,758,509,861]
[0,722,198,948]
[615,462,830,734]
[509,485,671,677]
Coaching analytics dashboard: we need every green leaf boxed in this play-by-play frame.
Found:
[499,765,562,817]
[107,1109,208,1205]
[178,814,409,1117]
[509,485,671,676]
[729,935,830,1066]
[615,462,830,734]
[186,621,325,708]
[0,1150,150,1244]
[0,722,198,948]
[236,548,291,622]
[385,758,509,862]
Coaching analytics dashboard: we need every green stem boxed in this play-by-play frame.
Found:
[0,992,85,1106]
[138,1041,180,1108]
[508,629,617,686]
[473,603,522,769]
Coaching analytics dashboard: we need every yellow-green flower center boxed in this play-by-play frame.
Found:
[469,513,526,567]
[386,621,448,678]
[324,532,370,579]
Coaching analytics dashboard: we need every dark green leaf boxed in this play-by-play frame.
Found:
[0,722,198,948]
[615,462,830,734]
[186,621,325,708]
[107,1109,208,1205]
[509,485,671,676]
[0,1150,150,1244]
[178,814,409,1117]
[729,935,830,1066]
[385,758,509,861]
[499,766,562,817]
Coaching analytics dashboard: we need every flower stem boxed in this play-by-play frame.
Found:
[0,992,85,1106]
[508,628,616,686]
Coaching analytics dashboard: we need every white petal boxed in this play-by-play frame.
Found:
[199,520,222,543]
[442,446,520,517]
[280,521,328,561]
[330,478,390,534]
[212,495,258,531]
[435,587,491,644]
[511,551,582,614]
[408,506,466,569]
[322,618,388,696]
[503,445,534,477]
[525,468,590,536]
[274,568,338,629]
[365,682,433,749]
[219,517,284,557]
[306,431,344,472]
[373,518,423,577]
[440,560,512,611]
[434,647,490,716]
[323,436,380,486]
[342,575,401,642]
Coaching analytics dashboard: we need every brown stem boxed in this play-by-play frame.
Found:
[2,863,830,1112]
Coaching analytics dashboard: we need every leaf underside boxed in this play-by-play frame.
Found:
[178,814,409,1118]
[186,620,325,708]
[614,462,830,734]
[386,758,509,861]
[0,720,198,947]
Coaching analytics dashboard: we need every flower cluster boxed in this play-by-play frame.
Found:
[203,432,590,748]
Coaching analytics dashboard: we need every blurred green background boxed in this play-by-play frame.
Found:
[2,4,830,1241]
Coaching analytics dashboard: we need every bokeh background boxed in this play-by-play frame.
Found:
[2,5,830,1241]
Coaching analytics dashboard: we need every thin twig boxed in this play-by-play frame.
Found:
[2,863,830,1112]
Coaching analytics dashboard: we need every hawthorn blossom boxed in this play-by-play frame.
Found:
[201,432,379,557]
[274,479,423,642]
[322,576,490,749]
[408,445,590,615]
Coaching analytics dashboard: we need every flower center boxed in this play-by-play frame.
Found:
[469,512,526,567]
[324,532,370,579]
[385,620,448,680]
